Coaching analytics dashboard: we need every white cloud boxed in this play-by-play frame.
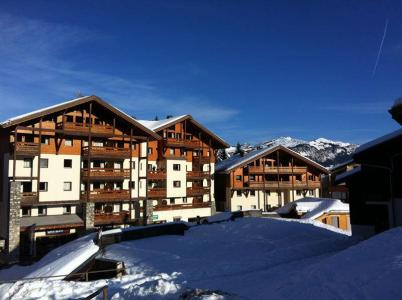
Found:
[0,13,238,125]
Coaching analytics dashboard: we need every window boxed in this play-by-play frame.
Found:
[237,205,243,211]
[309,190,314,196]
[131,161,136,169]
[250,190,255,196]
[64,139,73,147]
[169,149,174,155]
[41,137,50,145]
[173,181,181,188]
[63,205,71,214]
[183,197,187,203]
[131,144,136,150]
[148,148,153,155]
[330,216,339,228]
[236,175,242,181]
[64,159,72,168]
[266,190,271,196]
[22,207,31,216]
[130,181,136,189]
[23,158,32,168]
[249,175,255,181]
[236,190,242,196]
[170,198,175,204]
[296,190,302,196]
[148,164,153,171]
[251,205,257,210]
[173,164,181,171]
[39,182,48,192]
[64,182,72,191]
[40,158,48,168]
[38,206,47,216]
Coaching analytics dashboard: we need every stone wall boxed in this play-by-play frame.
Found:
[7,181,21,262]
[144,199,154,225]
[84,202,95,229]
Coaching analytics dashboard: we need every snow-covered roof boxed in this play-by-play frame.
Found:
[0,95,89,126]
[137,115,188,131]
[335,166,362,183]
[354,128,402,155]
[276,197,349,220]
[216,145,328,173]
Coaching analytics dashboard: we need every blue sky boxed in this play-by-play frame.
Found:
[1,1,402,145]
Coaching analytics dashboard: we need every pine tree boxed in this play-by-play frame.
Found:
[154,115,159,121]
[234,142,245,157]
[218,149,228,161]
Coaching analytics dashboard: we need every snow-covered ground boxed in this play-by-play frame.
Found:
[1,218,402,299]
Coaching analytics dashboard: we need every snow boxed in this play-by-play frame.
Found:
[137,115,188,131]
[354,128,402,155]
[0,233,99,284]
[276,197,349,221]
[4,217,402,299]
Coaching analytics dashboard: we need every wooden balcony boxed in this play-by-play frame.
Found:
[248,166,307,174]
[193,156,210,164]
[148,170,167,180]
[57,121,114,135]
[154,201,211,211]
[164,138,202,149]
[81,189,130,202]
[82,146,131,159]
[20,192,39,205]
[187,187,210,196]
[187,171,210,180]
[81,168,130,180]
[248,181,321,189]
[148,188,167,198]
[94,211,130,226]
[12,142,40,156]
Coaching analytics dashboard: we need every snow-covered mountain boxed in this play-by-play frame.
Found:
[224,137,358,167]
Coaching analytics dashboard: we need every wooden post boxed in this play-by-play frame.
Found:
[37,118,42,200]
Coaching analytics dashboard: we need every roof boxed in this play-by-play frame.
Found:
[276,197,349,220]
[20,214,84,229]
[215,145,329,173]
[335,166,362,184]
[137,115,229,149]
[354,128,402,155]
[0,95,160,140]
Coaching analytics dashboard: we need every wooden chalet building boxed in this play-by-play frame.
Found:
[214,145,329,212]
[137,115,229,223]
[0,95,160,262]
[336,98,402,237]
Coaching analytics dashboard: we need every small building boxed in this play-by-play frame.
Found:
[336,98,402,237]
[276,197,350,231]
[214,145,329,212]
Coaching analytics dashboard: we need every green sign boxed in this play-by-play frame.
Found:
[152,214,158,220]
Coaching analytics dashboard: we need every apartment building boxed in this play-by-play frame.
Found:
[137,115,229,223]
[214,145,329,212]
[0,95,159,261]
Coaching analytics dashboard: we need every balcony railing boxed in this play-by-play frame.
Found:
[148,188,167,198]
[57,121,114,135]
[82,146,131,159]
[21,192,39,205]
[164,138,202,149]
[94,211,130,225]
[148,170,167,180]
[193,156,210,164]
[248,166,307,174]
[248,181,321,189]
[154,201,212,211]
[81,168,130,180]
[187,187,210,196]
[187,171,210,180]
[81,189,130,202]
[12,142,40,156]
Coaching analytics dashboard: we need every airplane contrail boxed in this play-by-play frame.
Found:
[372,18,389,78]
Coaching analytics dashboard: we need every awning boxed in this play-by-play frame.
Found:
[20,214,84,231]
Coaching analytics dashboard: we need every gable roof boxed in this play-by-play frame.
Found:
[276,197,349,220]
[0,95,160,140]
[215,145,329,174]
[353,128,402,156]
[137,115,229,149]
